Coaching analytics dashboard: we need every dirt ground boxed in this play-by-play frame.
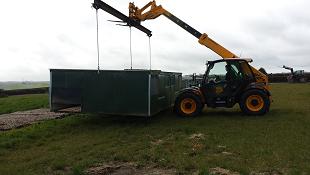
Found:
[0,108,68,131]
[85,162,177,175]
[84,163,276,175]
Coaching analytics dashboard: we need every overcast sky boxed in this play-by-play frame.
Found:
[1,0,310,81]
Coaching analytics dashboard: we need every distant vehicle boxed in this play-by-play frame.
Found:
[282,65,307,83]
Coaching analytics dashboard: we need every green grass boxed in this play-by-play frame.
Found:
[0,94,49,115]
[0,83,310,174]
[0,81,49,90]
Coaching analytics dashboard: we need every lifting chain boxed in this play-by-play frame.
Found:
[96,9,152,71]
[129,26,152,70]
[148,36,152,70]
[95,9,100,74]
[129,26,133,69]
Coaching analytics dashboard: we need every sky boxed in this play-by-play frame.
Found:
[0,0,310,81]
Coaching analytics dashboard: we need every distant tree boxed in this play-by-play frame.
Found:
[259,67,268,75]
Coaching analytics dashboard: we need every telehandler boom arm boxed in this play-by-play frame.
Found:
[128,1,268,85]
[282,65,294,74]
[129,1,237,58]
[92,0,152,36]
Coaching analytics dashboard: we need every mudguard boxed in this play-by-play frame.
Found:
[244,82,271,96]
[177,86,205,103]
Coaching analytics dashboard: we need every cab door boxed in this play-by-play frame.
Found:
[202,61,228,107]
[202,60,245,107]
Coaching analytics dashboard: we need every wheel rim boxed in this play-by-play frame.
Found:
[246,95,264,112]
[180,98,197,115]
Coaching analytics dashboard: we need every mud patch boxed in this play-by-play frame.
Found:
[0,108,69,131]
[189,133,205,140]
[209,167,240,175]
[250,170,283,175]
[85,162,176,175]
[189,133,206,154]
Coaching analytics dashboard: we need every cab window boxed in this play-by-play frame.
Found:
[240,61,254,79]
[229,61,243,80]
[207,61,227,83]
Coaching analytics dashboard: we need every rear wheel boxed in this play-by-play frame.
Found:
[239,89,270,115]
[175,93,203,117]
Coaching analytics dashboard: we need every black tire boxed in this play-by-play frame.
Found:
[174,92,203,117]
[239,89,270,116]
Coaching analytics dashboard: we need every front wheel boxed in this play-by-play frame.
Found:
[174,93,203,117]
[239,89,270,115]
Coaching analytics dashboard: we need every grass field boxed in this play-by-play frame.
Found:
[0,81,49,90]
[0,94,49,115]
[0,83,309,174]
